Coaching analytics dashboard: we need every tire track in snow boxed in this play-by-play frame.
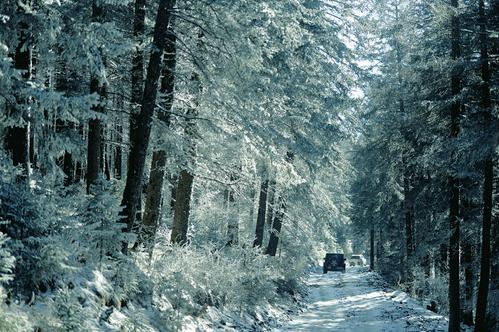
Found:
[275,267,448,332]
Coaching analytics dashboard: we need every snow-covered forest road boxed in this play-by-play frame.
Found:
[277,268,448,332]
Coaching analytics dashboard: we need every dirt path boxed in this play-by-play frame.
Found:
[276,267,448,332]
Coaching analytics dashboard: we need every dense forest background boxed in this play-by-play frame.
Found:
[0,0,497,331]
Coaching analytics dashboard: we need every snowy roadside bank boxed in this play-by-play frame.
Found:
[276,267,448,332]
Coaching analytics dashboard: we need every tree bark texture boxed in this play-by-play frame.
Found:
[376,228,383,266]
[448,0,461,330]
[5,7,31,180]
[140,26,177,248]
[170,169,194,245]
[488,163,499,331]
[128,0,146,168]
[265,179,276,241]
[462,241,474,326]
[226,181,238,246]
[486,1,499,328]
[253,179,269,247]
[86,0,106,194]
[120,0,176,236]
[404,176,415,284]
[265,194,284,256]
[169,29,202,246]
[475,0,494,329]
[370,223,375,271]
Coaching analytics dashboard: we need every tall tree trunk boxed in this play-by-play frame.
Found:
[5,6,31,182]
[54,62,79,186]
[475,1,494,330]
[120,0,176,239]
[462,241,474,326]
[395,2,414,285]
[404,175,415,285]
[370,222,375,271]
[421,213,434,279]
[169,174,178,212]
[170,29,202,246]
[170,108,197,245]
[265,193,285,256]
[248,181,257,226]
[486,0,499,327]
[123,0,147,220]
[114,123,123,180]
[170,169,194,245]
[460,193,475,327]
[265,152,293,256]
[140,26,177,248]
[265,179,276,224]
[377,228,383,267]
[448,0,461,330]
[129,0,146,140]
[488,163,499,331]
[130,0,146,115]
[86,0,106,194]
[226,178,238,246]
[253,179,269,247]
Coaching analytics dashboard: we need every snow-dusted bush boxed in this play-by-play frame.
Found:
[0,230,31,331]
[0,180,73,295]
[146,242,301,327]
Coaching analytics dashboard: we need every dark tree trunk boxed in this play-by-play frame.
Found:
[123,0,147,221]
[128,0,146,162]
[169,174,178,212]
[448,0,461,330]
[265,194,285,256]
[376,228,383,266]
[370,222,375,271]
[131,0,146,111]
[248,182,257,225]
[55,119,76,186]
[475,1,494,330]
[114,123,122,180]
[170,136,196,246]
[265,152,293,256]
[488,163,499,331]
[253,179,269,247]
[169,29,203,246]
[129,0,146,145]
[140,26,177,248]
[119,0,176,238]
[87,115,103,192]
[141,150,166,246]
[226,179,238,246]
[462,241,474,326]
[420,214,433,279]
[461,194,475,327]
[263,180,276,241]
[395,2,414,284]
[5,127,28,168]
[5,10,31,180]
[485,2,499,327]
[170,169,194,245]
[86,0,106,194]
[422,252,431,279]
[404,176,415,284]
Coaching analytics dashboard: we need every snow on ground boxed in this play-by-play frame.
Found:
[276,267,448,332]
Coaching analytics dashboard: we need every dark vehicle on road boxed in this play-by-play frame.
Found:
[323,253,346,273]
